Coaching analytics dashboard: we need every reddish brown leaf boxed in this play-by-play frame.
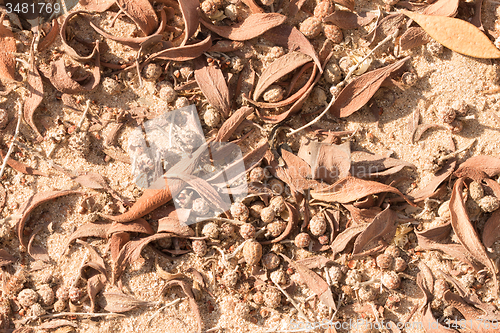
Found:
[27,225,50,262]
[110,232,130,262]
[366,13,405,46]
[208,40,245,53]
[16,191,82,249]
[352,206,397,254]
[24,59,44,140]
[158,207,194,236]
[38,320,78,330]
[350,151,415,179]
[178,0,200,45]
[253,52,312,101]
[64,222,110,253]
[87,273,106,312]
[0,249,15,267]
[215,106,254,142]
[288,0,307,17]
[311,176,415,206]
[102,291,153,313]
[334,0,354,10]
[330,224,367,255]
[0,13,17,82]
[0,150,47,176]
[454,155,500,180]
[470,0,484,29]
[200,13,287,41]
[281,254,336,310]
[299,141,351,184]
[323,10,377,30]
[344,204,381,224]
[483,207,500,249]
[278,149,324,193]
[399,27,432,51]
[194,57,231,118]
[116,0,158,35]
[241,0,264,13]
[409,161,456,202]
[0,183,5,213]
[107,219,154,236]
[60,12,99,62]
[329,57,410,118]
[39,19,60,52]
[421,0,459,16]
[295,256,334,269]
[450,178,498,295]
[79,0,115,12]
[147,35,212,61]
[161,280,202,333]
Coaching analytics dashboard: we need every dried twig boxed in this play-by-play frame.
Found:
[0,101,22,179]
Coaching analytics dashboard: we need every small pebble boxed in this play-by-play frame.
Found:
[263,288,281,308]
[324,61,342,84]
[438,200,451,219]
[222,270,239,288]
[234,302,250,319]
[427,40,444,55]
[249,167,265,183]
[328,266,343,285]
[159,85,177,103]
[225,4,239,21]
[401,72,418,86]
[203,107,221,127]
[101,77,121,95]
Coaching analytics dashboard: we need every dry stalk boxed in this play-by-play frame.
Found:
[0,101,22,179]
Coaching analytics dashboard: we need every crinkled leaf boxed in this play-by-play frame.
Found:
[454,155,500,180]
[470,0,484,29]
[102,291,153,313]
[64,222,110,252]
[323,10,377,29]
[330,224,367,255]
[288,0,307,17]
[401,10,500,59]
[161,280,202,333]
[311,176,414,206]
[295,256,334,269]
[280,254,336,310]
[352,206,397,254]
[178,0,200,45]
[24,59,44,140]
[0,150,47,176]
[116,0,158,35]
[482,209,500,249]
[215,106,254,142]
[0,249,15,267]
[16,190,82,249]
[253,52,312,100]
[109,232,130,262]
[200,13,286,41]
[241,0,264,13]
[334,0,354,10]
[399,27,432,51]
[409,161,456,202]
[450,178,498,295]
[60,11,99,62]
[27,225,50,262]
[194,57,231,118]
[0,183,5,215]
[87,273,106,313]
[0,13,17,82]
[366,13,405,46]
[278,149,324,193]
[329,57,410,118]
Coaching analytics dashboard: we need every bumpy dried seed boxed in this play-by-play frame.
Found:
[243,240,263,265]
[175,97,190,109]
[231,202,249,221]
[300,17,322,39]
[318,235,329,245]
[345,269,361,286]
[309,214,327,236]
[159,85,177,103]
[381,271,401,290]
[234,302,250,319]
[240,223,256,239]
[17,289,39,307]
[438,106,456,124]
[262,252,280,270]
[37,285,55,306]
[53,299,67,312]
[376,253,393,270]
[393,258,407,272]
[401,72,418,86]
[270,270,286,284]
[478,195,500,213]
[269,196,286,213]
[68,287,82,303]
[314,1,334,19]
[249,167,265,183]
[384,245,401,258]
[253,291,264,305]
[203,107,221,127]
[358,286,377,302]
[28,303,46,317]
[263,85,285,103]
[263,288,281,308]
[328,266,343,285]
[249,201,265,218]
[323,24,343,44]
[222,270,239,288]
[294,233,311,248]
[192,197,210,215]
[220,223,236,238]
[201,0,219,16]
[101,77,121,95]
[142,63,162,81]
[269,178,285,194]
[438,200,451,219]
[56,286,69,301]
[324,61,342,84]
[266,220,287,238]
[202,222,220,239]
[192,239,208,256]
[469,181,484,201]
[260,206,276,224]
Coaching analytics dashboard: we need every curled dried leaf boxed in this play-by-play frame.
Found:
[194,57,231,118]
[24,58,44,140]
[454,155,500,180]
[482,210,500,249]
[178,0,200,45]
[102,291,154,313]
[38,19,60,52]
[409,161,456,202]
[330,224,367,255]
[421,0,459,16]
[215,106,254,142]
[0,150,47,176]
[401,10,500,59]
[350,151,414,179]
[116,0,158,35]
[323,10,377,30]
[161,280,202,333]
[157,207,194,236]
[64,222,110,252]
[147,35,212,61]
[79,0,115,12]
[60,11,99,62]
[352,206,397,255]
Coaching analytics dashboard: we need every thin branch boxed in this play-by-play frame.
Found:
[0,101,22,179]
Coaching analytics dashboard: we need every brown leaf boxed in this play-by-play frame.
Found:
[116,0,158,35]
[330,224,366,255]
[109,232,130,262]
[402,10,500,59]
[450,178,498,295]
[334,0,354,10]
[323,10,377,30]
[0,183,5,214]
[470,0,484,29]
[194,57,231,118]
[311,176,415,206]
[38,320,78,330]
[344,204,382,224]
[215,106,254,142]
[352,206,397,254]
[241,0,264,13]
[200,13,287,41]
[421,0,459,16]
[16,191,82,249]
[208,40,245,53]
[288,0,308,17]
[0,249,15,267]
[178,0,200,45]
[482,209,500,249]
[262,25,322,71]
[87,273,106,313]
[409,161,456,202]
[253,52,312,101]
[261,202,299,244]
[454,155,500,180]
[278,149,325,193]
[24,58,44,140]
[27,225,50,262]
[157,207,194,236]
[0,150,47,176]
[413,123,446,142]
[366,13,405,46]
[39,19,60,52]
[399,27,432,51]
[101,291,153,313]
[328,57,411,118]
[64,222,110,252]
[0,13,17,82]
[295,256,334,269]
[79,0,115,12]
[107,219,154,237]
[298,141,351,183]
[280,254,336,310]
[156,258,185,281]
[60,12,99,62]
[351,150,415,178]
[147,35,212,61]
[161,280,203,333]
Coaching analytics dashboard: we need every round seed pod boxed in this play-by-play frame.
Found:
[192,240,208,256]
[249,167,265,183]
[68,287,82,303]
[56,286,69,301]
[220,222,236,238]
[142,63,162,81]
[294,233,311,248]
[175,97,190,109]
[179,66,193,80]
[438,106,456,124]
[393,258,407,272]
[300,17,322,39]
[324,61,342,84]
[28,303,46,317]
[263,85,285,103]
[341,285,355,298]
[469,181,484,201]
[266,220,287,238]
[309,214,327,236]
[202,222,220,239]
[101,77,121,95]
[328,266,343,285]
[478,195,500,213]
[159,85,177,103]
[314,1,334,19]
[269,196,286,213]
[53,299,67,312]
[358,286,377,302]
[270,270,286,284]
[452,100,468,116]
[438,200,451,219]
[37,285,55,306]
[222,270,239,288]
[384,245,401,258]
[401,72,418,86]
[157,237,172,249]
[252,291,264,305]
[260,206,276,224]
[261,253,280,270]
[240,223,256,239]
[318,235,329,245]
[268,178,285,194]
[263,288,281,308]
[234,302,250,319]
[243,240,263,265]
[249,201,265,218]
[376,253,393,270]
[231,202,249,221]
[203,107,221,127]
[192,197,210,215]
[323,23,343,44]
[381,271,401,290]
[17,289,39,307]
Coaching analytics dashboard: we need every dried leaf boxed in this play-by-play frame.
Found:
[351,151,415,179]
[24,59,44,140]
[399,27,432,51]
[311,176,414,206]
[482,210,500,249]
[295,256,334,269]
[102,291,153,313]
[79,0,115,12]
[443,291,499,332]
[344,204,381,224]
[77,240,108,279]
[0,183,5,214]
[323,10,377,30]
[27,225,50,262]
[401,10,500,59]
[253,52,312,101]
[334,0,354,10]
[298,141,351,183]
[87,274,106,312]
[330,224,367,255]
[39,19,60,52]
[0,13,17,82]
[0,249,15,267]
[0,150,47,176]
[158,208,194,236]
[450,178,498,295]
[161,280,202,333]
[278,149,325,193]
[208,40,245,53]
[38,320,78,329]
[60,11,99,62]
[366,13,405,46]
[413,123,446,142]
[200,13,287,41]
[107,219,154,237]
[64,222,110,252]
[421,0,459,16]
[409,161,456,202]
[241,0,264,13]
[454,155,500,180]
[280,254,336,310]
[288,0,307,17]
[194,57,231,118]
[109,232,130,262]
[263,25,322,71]
[215,106,254,142]
[116,0,158,35]
[147,35,212,61]
[470,0,484,29]
[352,206,397,254]
[178,0,200,45]
[16,191,82,249]
[329,57,410,118]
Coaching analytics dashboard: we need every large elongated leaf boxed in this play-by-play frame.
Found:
[215,106,254,142]
[352,206,397,254]
[147,35,212,61]
[24,59,44,140]
[194,57,231,118]
[179,0,200,45]
[402,10,500,59]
